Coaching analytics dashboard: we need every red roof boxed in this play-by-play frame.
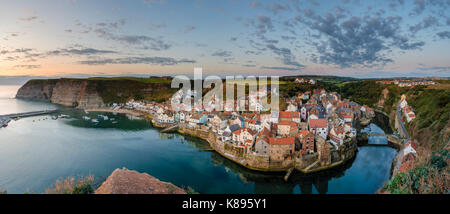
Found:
[278,121,297,127]
[269,137,295,145]
[258,127,272,138]
[334,126,344,134]
[233,128,243,135]
[296,130,311,137]
[309,119,327,128]
[256,136,270,144]
[279,111,300,119]
[233,128,256,136]
[405,140,417,149]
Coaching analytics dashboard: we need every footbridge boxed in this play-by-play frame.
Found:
[360,133,405,147]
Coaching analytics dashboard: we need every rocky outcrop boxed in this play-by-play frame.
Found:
[376,88,389,108]
[15,79,58,101]
[95,168,186,194]
[16,79,105,108]
[50,79,104,108]
[16,78,175,108]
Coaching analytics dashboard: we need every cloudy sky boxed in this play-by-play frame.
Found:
[0,0,449,78]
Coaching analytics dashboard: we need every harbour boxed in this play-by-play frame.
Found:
[0,85,397,194]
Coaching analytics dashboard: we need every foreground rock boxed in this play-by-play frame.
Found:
[95,168,186,194]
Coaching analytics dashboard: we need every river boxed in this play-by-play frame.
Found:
[0,85,397,194]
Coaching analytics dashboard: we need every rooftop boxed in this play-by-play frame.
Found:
[309,119,328,128]
[269,137,295,145]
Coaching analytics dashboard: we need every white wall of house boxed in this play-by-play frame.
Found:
[310,127,328,139]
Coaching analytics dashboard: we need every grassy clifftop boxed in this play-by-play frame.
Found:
[333,80,449,193]
[87,76,172,84]
[25,79,60,85]
[18,77,177,105]
[90,77,176,104]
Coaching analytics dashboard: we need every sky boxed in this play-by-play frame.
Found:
[0,0,449,78]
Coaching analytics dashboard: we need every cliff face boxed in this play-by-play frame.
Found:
[16,79,105,108]
[50,79,104,108]
[15,79,58,101]
[15,78,176,108]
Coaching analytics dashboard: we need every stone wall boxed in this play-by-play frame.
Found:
[179,124,357,172]
[180,125,293,171]
[295,153,319,169]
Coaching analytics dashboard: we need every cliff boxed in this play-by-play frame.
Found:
[16,77,176,108]
[15,79,59,101]
[367,81,449,193]
[328,80,449,193]
[16,78,104,108]
[95,168,186,194]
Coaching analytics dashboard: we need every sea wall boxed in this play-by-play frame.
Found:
[176,123,356,173]
[177,124,292,171]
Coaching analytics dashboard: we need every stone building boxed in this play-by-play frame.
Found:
[268,137,295,162]
[254,136,269,157]
[295,130,315,156]
[277,121,298,137]
[315,136,331,166]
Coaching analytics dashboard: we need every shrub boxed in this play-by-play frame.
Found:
[384,158,449,194]
[72,182,94,194]
[430,154,447,170]
[185,186,199,194]
[0,186,6,194]
[46,175,94,194]
[384,172,408,193]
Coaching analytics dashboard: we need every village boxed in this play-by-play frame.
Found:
[111,86,376,174]
[376,78,437,87]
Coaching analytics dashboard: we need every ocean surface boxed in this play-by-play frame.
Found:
[0,85,397,194]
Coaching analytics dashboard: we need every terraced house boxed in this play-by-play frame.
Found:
[268,137,295,162]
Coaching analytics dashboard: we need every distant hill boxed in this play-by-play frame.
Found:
[280,75,359,82]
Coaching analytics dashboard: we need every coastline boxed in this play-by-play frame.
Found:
[43,105,385,178]
[12,78,396,179]
[162,121,357,175]
[6,93,403,193]
[84,108,147,117]
[106,107,360,175]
